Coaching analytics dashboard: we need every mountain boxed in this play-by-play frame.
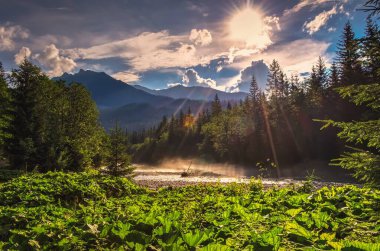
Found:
[55,70,242,130]
[55,70,173,108]
[100,99,212,130]
[134,85,248,101]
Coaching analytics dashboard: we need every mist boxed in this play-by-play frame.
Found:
[134,158,355,182]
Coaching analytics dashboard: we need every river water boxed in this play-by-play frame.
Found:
[133,158,355,188]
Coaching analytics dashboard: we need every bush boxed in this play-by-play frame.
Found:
[0,171,144,206]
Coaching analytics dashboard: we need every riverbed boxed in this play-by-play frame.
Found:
[133,159,354,189]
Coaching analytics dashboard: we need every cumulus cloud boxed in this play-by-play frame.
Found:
[182,69,216,88]
[68,30,210,72]
[303,6,338,35]
[34,44,76,76]
[220,38,332,92]
[14,46,31,64]
[112,71,140,83]
[228,60,269,93]
[0,24,29,51]
[189,29,212,46]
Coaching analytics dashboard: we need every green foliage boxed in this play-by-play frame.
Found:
[4,60,104,172]
[336,83,380,110]
[105,123,135,176]
[0,171,144,206]
[0,172,379,250]
[317,84,380,187]
[0,63,12,157]
[0,169,23,182]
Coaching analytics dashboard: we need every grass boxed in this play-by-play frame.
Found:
[0,171,379,250]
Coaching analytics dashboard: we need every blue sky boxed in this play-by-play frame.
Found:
[0,0,374,92]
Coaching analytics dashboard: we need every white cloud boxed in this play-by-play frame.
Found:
[167,82,183,88]
[34,44,76,76]
[328,27,336,32]
[284,0,332,15]
[0,24,29,51]
[303,6,338,35]
[182,69,216,88]
[220,39,332,92]
[112,71,140,83]
[68,30,211,72]
[189,29,212,46]
[14,46,32,64]
[228,60,269,93]
[258,39,332,74]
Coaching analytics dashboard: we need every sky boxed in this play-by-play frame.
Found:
[0,0,374,92]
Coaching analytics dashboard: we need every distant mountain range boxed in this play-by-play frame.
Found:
[133,84,248,101]
[55,70,247,130]
[55,70,172,108]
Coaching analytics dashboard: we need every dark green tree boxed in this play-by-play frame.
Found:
[336,22,363,86]
[362,17,380,81]
[317,84,380,187]
[7,60,51,170]
[0,63,11,159]
[64,83,104,171]
[106,123,134,176]
[211,94,222,116]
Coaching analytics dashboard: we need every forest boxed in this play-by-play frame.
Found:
[129,19,380,185]
[0,0,379,250]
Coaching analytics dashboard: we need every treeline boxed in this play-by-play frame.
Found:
[130,19,380,173]
[0,61,132,175]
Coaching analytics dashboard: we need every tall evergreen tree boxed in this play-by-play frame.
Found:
[0,63,11,158]
[64,83,103,171]
[249,75,260,102]
[106,123,134,176]
[362,17,380,81]
[7,60,51,170]
[329,62,340,88]
[336,22,363,86]
[211,94,222,116]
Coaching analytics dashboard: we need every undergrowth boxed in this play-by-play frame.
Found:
[0,172,379,250]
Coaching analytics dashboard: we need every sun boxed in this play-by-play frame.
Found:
[228,6,267,47]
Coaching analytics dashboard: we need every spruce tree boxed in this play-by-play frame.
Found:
[106,123,134,176]
[211,94,222,116]
[317,84,380,187]
[336,22,363,86]
[362,17,380,81]
[65,83,103,171]
[7,60,50,170]
[329,62,340,88]
[249,75,260,103]
[0,63,11,158]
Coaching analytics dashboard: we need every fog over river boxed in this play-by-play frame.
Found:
[133,158,355,185]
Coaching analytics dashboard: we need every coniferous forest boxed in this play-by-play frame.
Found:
[0,0,379,250]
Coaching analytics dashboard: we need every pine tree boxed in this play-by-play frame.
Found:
[362,17,380,81]
[7,60,49,170]
[65,83,103,171]
[249,75,260,103]
[267,60,288,100]
[227,102,232,110]
[211,94,222,116]
[362,0,380,16]
[106,123,134,176]
[316,56,328,89]
[336,22,363,86]
[317,84,380,187]
[0,63,11,158]
[329,62,340,88]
